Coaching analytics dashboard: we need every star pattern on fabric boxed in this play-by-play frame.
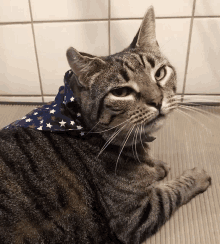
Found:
[3,70,86,137]
[59,120,66,127]
[46,123,52,128]
[50,109,56,114]
[26,118,32,122]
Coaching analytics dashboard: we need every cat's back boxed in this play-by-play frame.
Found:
[0,127,120,244]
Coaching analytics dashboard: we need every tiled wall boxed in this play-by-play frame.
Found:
[0,0,220,103]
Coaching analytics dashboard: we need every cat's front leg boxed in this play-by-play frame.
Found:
[151,159,170,181]
[128,167,211,243]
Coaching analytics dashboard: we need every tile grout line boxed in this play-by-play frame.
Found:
[1,15,220,26]
[181,0,197,102]
[108,0,111,55]
[28,0,44,103]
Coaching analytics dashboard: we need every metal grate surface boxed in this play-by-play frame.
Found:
[0,104,220,244]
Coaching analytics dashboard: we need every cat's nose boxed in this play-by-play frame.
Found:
[148,95,163,110]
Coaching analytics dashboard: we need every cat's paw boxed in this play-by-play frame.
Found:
[182,167,211,194]
[154,160,170,180]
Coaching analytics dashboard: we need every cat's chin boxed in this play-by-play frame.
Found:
[144,114,166,133]
[100,115,166,147]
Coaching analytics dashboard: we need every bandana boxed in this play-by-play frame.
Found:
[3,70,156,142]
[3,70,86,137]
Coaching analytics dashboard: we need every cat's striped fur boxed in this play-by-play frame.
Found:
[0,6,211,244]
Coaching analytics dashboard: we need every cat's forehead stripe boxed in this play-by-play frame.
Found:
[139,54,146,68]
[119,68,130,82]
[124,61,135,72]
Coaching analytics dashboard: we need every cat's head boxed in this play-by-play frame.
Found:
[66,6,177,146]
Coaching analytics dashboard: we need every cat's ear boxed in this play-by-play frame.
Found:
[66,47,106,86]
[129,6,158,50]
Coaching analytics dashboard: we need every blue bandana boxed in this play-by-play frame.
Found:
[3,70,86,137]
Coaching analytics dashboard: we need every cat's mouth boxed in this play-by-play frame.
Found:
[150,114,165,124]
[144,114,166,132]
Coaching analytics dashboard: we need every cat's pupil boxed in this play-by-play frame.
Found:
[156,69,161,78]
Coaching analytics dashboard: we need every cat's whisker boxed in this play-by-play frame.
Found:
[178,101,215,107]
[97,123,128,158]
[132,126,139,162]
[131,129,136,162]
[140,123,148,154]
[134,126,142,165]
[86,121,100,135]
[179,105,220,121]
[176,97,220,105]
[176,108,212,135]
[115,125,136,175]
[175,96,218,102]
[89,118,131,134]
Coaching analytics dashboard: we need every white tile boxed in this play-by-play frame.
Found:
[111,20,141,54]
[0,0,31,22]
[185,19,220,94]
[0,25,41,95]
[43,96,56,103]
[195,0,220,16]
[111,0,193,18]
[111,19,191,93]
[0,96,42,103]
[31,0,108,21]
[34,21,108,94]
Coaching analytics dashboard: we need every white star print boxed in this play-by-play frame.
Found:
[45,107,50,109]
[33,112,38,115]
[53,104,57,107]
[63,101,67,105]
[46,123,52,128]
[80,132,85,136]
[70,97,75,102]
[22,116,26,119]
[70,121,75,125]
[26,118,32,122]
[59,120,66,127]
[37,126,43,130]
[50,109,56,114]
[77,113,81,117]
[40,120,44,124]
[77,125,83,130]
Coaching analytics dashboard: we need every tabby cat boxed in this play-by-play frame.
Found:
[0,6,211,244]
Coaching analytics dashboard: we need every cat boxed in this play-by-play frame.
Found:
[0,6,211,244]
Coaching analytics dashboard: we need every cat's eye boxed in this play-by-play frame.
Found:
[111,87,133,97]
[155,66,166,81]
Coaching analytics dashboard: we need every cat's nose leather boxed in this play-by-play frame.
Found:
[149,95,163,110]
